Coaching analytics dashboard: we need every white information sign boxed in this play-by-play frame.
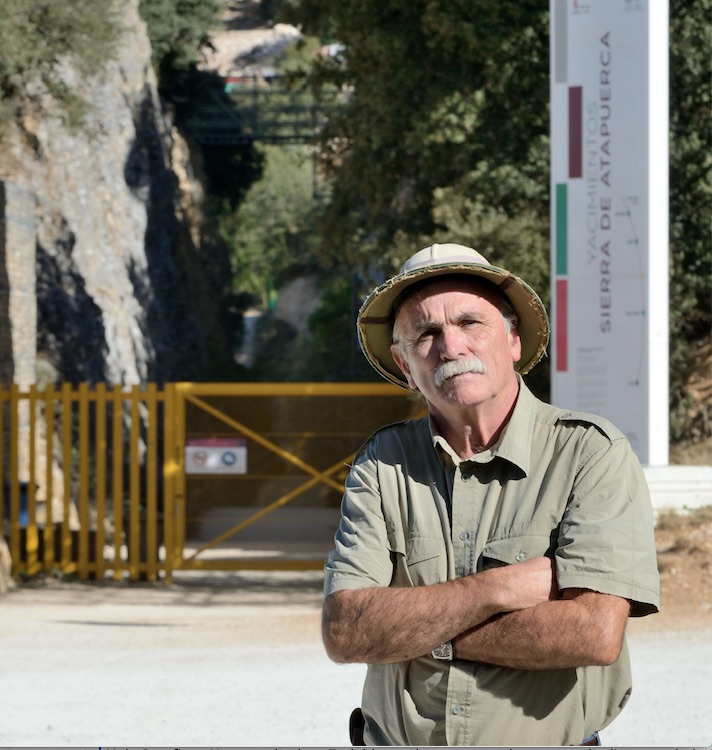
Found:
[549,0,669,465]
[185,437,247,474]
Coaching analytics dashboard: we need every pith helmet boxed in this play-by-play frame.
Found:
[357,243,550,388]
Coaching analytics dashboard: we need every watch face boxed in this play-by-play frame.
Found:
[432,642,453,660]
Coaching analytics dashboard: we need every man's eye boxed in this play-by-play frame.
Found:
[414,329,437,345]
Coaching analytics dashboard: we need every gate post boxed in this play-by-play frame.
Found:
[163,382,187,581]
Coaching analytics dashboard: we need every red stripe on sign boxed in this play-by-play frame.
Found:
[556,279,568,372]
[568,86,582,178]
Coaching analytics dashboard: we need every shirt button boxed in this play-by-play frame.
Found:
[515,551,527,562]
[452,705,462,715]
[459,531,469,541]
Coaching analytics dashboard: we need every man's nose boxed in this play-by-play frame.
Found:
[439,326,468,359]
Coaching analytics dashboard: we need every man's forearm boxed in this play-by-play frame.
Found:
[453,589,631,669]
[322,556,556,664]
[323,576,494,664]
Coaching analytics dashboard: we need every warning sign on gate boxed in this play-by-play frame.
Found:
[185,437,247,474]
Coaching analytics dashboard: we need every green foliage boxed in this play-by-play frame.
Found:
[301,276,367,380]
[279,1,551,273]
[139,0,221,73]
[0,0,122,127]
[0,0,121,82]
[222,144,321,303]
[668,0,712,442]
[294,275,376,381]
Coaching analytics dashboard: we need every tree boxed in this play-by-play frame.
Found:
[0,0,122,129]
[668,0,711,442]
[223,144,321,303]
[278,1,549,265]
[138,0,221,74]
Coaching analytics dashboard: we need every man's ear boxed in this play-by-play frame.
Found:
[509,327,522,365]
[391,344,417,389]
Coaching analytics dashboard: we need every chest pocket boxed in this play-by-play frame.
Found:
[388,529,446,587]
[479,532,554,570]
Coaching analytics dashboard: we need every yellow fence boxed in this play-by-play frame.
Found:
[1,382,170,582]
[1,382,421,583]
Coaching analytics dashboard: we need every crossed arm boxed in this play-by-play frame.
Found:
[322,557,630,670]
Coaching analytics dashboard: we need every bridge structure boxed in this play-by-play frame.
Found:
[185,74,346,146]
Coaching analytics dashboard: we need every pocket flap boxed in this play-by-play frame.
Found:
[481,534,550,567]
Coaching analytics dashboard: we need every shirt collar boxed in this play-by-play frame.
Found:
[491,374,534,474]
[429,374,535,475]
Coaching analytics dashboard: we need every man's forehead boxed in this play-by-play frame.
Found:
[398,277,503,317]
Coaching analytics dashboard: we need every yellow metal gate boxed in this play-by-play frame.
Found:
[1,382,422,582]
[169,383,424,574]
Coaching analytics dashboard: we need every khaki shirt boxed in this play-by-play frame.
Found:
[324,379,660,746]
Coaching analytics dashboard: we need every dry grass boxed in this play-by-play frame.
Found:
[656,506,712,532]
[651,506,712,627]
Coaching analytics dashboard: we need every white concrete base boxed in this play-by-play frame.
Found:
[643,465,712,512]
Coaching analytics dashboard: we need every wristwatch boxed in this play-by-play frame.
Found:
[432,641,453,661]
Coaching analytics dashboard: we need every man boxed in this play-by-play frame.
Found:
[323,243,660,746]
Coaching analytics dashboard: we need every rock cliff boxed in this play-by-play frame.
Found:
[0,0,228,389]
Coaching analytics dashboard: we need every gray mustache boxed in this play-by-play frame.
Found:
[434,357,486,387]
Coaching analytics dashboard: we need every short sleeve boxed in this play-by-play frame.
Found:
[556,436,660,616]
[323,445,395,596]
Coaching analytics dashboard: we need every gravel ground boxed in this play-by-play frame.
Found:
[0,571,710,748]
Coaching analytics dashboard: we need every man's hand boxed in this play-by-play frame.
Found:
[322,556,557,665]
[492,555,559,612]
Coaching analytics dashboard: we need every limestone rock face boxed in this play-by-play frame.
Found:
[0,0,225,388]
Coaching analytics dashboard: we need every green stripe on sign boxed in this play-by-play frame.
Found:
[556,183,567,276]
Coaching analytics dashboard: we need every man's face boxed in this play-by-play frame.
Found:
[390,278,521,414]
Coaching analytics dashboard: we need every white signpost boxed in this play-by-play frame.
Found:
[549,0,669,465]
